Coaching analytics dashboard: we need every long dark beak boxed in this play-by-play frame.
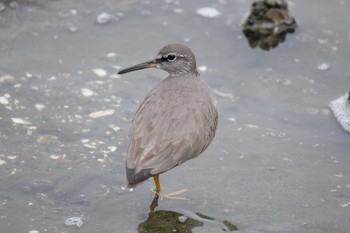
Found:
[118,58,160,74]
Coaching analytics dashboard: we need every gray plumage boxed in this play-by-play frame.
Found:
[118,43,218,188]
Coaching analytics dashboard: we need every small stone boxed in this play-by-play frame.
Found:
[107,146,117,152]
[196,7,221,18]
[92,69,107,77]
[11,118,32,125]
[81,88,96,97]
[0,74,16,84]
[0,159,6,165]
[35,104,46,111]
[7,155,16,160]
[89,109,115,118]
[178,215,187,223]
[317,63,330,71]
[96,12,114,24]
[0,96,9,105]
[106,52,118,60]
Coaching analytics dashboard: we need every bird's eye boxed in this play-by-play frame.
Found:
[166,54,177,61]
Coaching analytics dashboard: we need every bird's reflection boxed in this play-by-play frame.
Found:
[137,196,237,232]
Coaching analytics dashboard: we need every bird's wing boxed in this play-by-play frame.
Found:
[126,80,217,177]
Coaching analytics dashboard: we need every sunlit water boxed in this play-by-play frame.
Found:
[0,0,349,232]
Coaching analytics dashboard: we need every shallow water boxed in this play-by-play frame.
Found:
[0,0,349,232]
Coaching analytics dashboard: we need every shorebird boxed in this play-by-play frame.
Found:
[118,43,218,200]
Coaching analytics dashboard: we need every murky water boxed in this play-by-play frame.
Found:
[0,0,349,232]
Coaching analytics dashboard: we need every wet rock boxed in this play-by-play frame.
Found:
[329,92,350,133]
[242,0,297,50]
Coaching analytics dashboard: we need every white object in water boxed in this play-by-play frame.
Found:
[196,7,221,18]
[329,92,350,133]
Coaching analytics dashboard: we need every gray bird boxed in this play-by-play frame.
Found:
[118,43,218,200]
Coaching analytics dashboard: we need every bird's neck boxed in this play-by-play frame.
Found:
[169,69,199,77]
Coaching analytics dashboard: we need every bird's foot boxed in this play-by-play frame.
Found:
[151,188,189,201]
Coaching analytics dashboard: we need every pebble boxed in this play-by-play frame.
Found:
[317,63,330,71]
[35,103,46,111]
[196,7,221,18]
[0,74,16,84]
[89,109,115,118]
[81,88,96,97]
[178,215,188,223]
[92,69,107,77]
[0,159,6,165]
[96,12,113,24]
[11,118,32,125]
[0,96,9,105]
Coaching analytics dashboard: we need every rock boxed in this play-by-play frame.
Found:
[329,92,350,133]
[242,0,297,50]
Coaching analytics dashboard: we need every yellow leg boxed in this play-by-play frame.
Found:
[151,175,189,201]
[153,174,161,193]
